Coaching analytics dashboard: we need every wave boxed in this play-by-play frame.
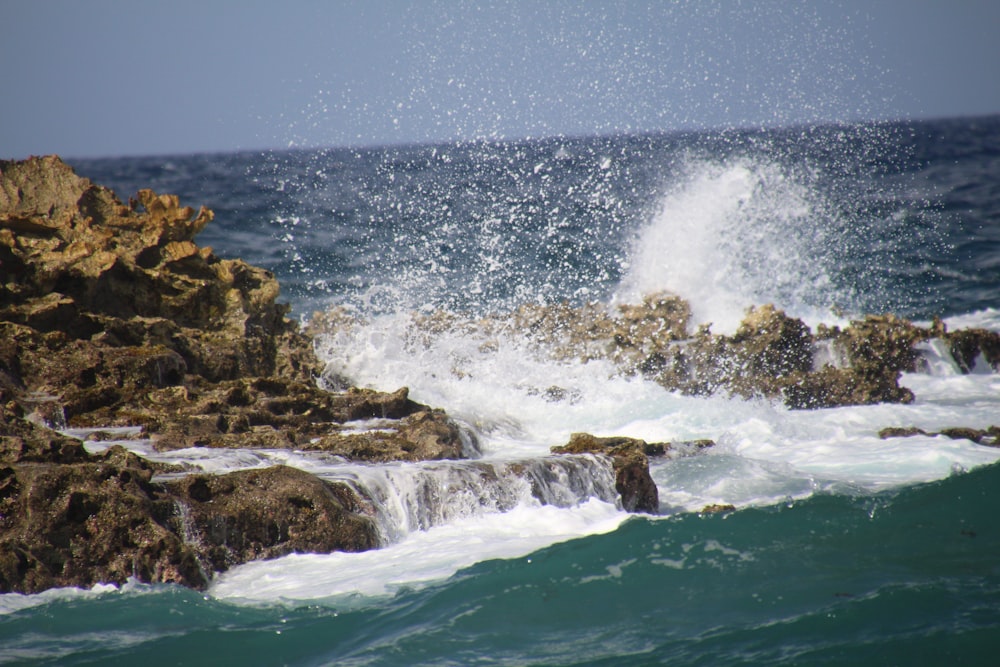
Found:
[615,155,845,333]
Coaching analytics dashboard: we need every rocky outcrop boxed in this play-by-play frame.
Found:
[0,157,471,594]
[551,432,667,513]
[1,156,318,417]
[163,466,378,575]
[361,296,1000,411]
[0,409,378,593]
[0,156,469,459]
[0,411,204,592]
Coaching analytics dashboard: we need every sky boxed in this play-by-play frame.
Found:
[2,0,999,159]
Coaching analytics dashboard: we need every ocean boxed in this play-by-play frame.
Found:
[3,114,1000,665]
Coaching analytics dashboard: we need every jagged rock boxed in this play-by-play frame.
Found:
[551,433,661,513]
[163,466,378,575]
[0,445,205,594]
[0,156,323,414]
[0,156,474,594]
[943,327,1000,372]
[303,410,469,462]
[0,157,443,453]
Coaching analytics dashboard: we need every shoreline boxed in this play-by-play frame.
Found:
[2,156,998,595]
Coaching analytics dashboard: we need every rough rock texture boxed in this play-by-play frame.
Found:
[0,157,468,594]
[163,466,378,575]
[0,417,205,593]
[348,295,1000,411]
[314,296,966,411]
[0,411,379,593]
[0,156,468,460]
[1,156,319,417]
[943,327,1000,373]
[551,433,665,513]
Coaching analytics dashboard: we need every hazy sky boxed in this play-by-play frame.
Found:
[2,1,999,158]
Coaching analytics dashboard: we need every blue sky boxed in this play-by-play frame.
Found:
[2,1,999,158]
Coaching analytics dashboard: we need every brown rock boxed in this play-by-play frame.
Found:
[944,328,1000,373]
[304,409,469,462]
[552,433,660,513]
[0,445,205,594]
[0,156,470,595]
[0,403,88,464]
[163,465,378,574]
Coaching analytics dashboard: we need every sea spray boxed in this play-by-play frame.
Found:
[614,155,842,333]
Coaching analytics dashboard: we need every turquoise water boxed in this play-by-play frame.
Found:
[4,460,999,665]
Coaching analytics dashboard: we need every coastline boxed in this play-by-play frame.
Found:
[2,155,998,595]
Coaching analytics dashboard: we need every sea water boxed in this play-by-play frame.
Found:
[3,115,1000,665]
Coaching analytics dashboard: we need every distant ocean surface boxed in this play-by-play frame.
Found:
[4,115,1000,665]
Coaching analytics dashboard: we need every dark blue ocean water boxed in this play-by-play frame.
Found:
[3,115,1000,665]
[69,115,1000,322]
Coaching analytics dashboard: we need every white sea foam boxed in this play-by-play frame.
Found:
[313,300,1000,517]
[0,582,120,616]
[209,498,626,606]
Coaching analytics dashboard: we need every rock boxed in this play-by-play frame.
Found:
[551,433,661,513]
[303,410,469,462]
[701,503,737,514]
[879,425,1000,446]
[783,366,915,410]
[0,445,205,594]
[0,156,323,412]
[944,328,1000,372]
[878,426,928,439]
[163,466,378,574]
[0,157,444,455]
[0,403,88,464]
[0,156,471,594]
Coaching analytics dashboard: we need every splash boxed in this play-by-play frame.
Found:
[615,155,843,333]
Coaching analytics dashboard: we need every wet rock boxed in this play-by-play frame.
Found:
[0,157,470,594]
[551,433,661,513]
[303,410,469,462]
[943,327,1000,372]
[0,445,205,594]
[879,425,1000,446]
[0,403,88,464]
[701,503,737,514]
[782,365,915,409]
[877,426,929,439]
[163,466,378,574]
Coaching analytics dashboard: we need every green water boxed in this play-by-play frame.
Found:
[4,461,999,666]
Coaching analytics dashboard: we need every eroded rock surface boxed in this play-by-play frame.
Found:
[0,157,470,593]
[552,432,666,513]
[323,295,1000,411]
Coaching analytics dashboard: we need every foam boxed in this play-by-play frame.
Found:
[209,498,627,606]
